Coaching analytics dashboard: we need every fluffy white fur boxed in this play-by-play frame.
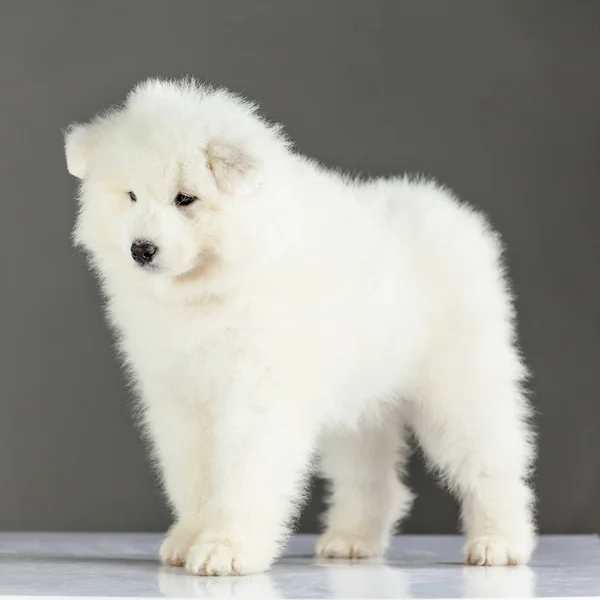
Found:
[65,78,536,576]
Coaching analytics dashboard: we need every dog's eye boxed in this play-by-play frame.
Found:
[174,193,197,207]
[128,191,137,203]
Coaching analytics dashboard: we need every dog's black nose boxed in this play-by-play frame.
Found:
[131,240,158,266]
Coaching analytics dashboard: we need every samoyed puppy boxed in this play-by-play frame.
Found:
[64,78,535,576]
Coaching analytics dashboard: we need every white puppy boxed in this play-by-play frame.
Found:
[64,78,536,576]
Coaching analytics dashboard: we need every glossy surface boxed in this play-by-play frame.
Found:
[0,533,598,598]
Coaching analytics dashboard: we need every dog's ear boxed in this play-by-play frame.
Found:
[64,123,91,179]
[205,140,260,195]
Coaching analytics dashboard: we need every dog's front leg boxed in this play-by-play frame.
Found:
[185,379,319,576]
[137,377,214,568]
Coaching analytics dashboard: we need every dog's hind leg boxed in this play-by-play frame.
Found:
[411,343,536,566]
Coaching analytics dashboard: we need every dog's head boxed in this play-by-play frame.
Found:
[65,78,289,283]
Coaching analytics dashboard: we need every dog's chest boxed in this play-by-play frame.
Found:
[110,295,254,379]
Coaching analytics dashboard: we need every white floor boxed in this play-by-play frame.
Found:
[0,533,598,598]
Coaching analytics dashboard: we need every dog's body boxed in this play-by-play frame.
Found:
[65,78,535,576]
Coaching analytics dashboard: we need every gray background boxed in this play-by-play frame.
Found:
[0,0,598,534]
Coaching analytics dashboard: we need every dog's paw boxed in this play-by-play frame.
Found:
[463,535,533,566]
[159,519,203,567]
[186,536,273,576]
[315,531,385,559]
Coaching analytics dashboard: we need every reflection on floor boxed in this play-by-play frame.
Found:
[0,533,598,598]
